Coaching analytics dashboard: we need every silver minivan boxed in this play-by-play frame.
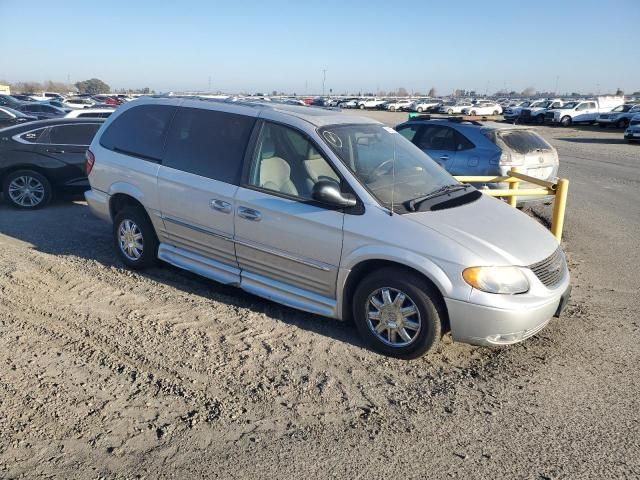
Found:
[85,98,571,358]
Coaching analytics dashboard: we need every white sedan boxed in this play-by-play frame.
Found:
[386,99,414,111]
[461,102,503,115]
[438,102,473,114]
[412,99,441,113]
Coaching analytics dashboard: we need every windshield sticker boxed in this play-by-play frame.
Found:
[323,130,343,148]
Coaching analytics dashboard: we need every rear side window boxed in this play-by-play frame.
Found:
[100,104,175,160]
[163,107,255,183]
[492,130,552,154]
[49,123,101,145]
[396,124,422,142]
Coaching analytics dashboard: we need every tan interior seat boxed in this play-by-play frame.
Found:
[304,153,340,191]
[259,139,298,196]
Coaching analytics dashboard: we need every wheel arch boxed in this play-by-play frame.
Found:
[0,164,53,191]
[338,255,452,331]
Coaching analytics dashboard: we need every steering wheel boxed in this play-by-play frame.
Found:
[371,159,395,178]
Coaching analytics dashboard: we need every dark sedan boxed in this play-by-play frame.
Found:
[0,94,24,109]
[18,103,67,120]
[0,118,104,208]
[0,106,38,129]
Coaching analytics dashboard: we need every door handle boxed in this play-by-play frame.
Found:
[237,206,261,222]
[440,155,449,160]
[47,148,65,154]
[210,199,232,214]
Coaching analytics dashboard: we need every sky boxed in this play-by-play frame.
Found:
[1,0,639,95]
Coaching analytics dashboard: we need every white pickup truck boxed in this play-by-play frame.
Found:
[519,99,564,124]
[545,96,625,127]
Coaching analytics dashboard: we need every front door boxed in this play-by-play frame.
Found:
[234,121,344,317]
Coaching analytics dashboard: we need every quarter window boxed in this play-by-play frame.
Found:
[163,107,255,184]
[100,104,175,160]
[20,128,50,143]
[248,122,339,200]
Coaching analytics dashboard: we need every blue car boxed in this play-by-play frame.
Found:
[394,118,559,203]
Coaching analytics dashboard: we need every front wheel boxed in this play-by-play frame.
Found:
[447,108,453,114]
[353,268,444,359]
[417,107,423,113]
[3,170,52,209]
[113,207,159,269]
[359,104,365,110]
[560,116,572,127]
[470,110,477,115]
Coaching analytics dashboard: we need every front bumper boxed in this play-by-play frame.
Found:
[445,284,571,347]
[84,188,111,222]
[624,131,640,140]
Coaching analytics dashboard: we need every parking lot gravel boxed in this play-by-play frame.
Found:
[0,115,638,479]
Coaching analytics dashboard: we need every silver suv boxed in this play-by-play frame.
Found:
[85,98,571,358]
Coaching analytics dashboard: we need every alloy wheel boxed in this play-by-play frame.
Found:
[8,175,45,207]
[366,287,421,347]
[118,219,144,261]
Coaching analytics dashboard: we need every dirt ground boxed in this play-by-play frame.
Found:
[0,116,639,479]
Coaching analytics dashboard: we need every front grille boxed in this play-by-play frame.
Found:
[528,247,567,288]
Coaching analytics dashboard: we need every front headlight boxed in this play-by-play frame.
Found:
[463,266,529,294]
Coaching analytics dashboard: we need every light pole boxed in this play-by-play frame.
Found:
[322,69,327,97]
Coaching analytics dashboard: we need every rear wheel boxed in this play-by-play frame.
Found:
[3,170,52,209]
[417,107,423,113]
[560,115,572,127]
[447,108,453,114]
[359,104,365,110]
[389,106,396,111]
[352,268,444,359]
[113,207,159,269]
[494,110,500,116]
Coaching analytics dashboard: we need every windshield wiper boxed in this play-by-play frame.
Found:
[405,184,471,212]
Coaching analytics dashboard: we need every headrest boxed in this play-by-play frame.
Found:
[261,138,275,159]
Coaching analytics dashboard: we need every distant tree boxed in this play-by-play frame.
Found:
[75,78,110,95]
[615,88,624,96]
[378,90,387,96]
[13,81,43,93]
[271,90,278,96]
[396,87,409,97]
[413,91,422,97]
[428,87,437,97]
[43,80,70,93]
[453,89,465,97]
[521,86,536,97]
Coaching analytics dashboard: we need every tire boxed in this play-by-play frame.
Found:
[447,109,453,114]
[359,104,365,110]
[2,169,52,209]
[390,106,396,111]
[617,118,628,129]
[494,110,500,116]
[470,110,477,116]
[352,267,444,359]
[560,116,572,127]
[417,107,423,113]
[113,206,159,270]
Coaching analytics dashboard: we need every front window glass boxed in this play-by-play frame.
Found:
[249,122,339,200]
[319,124,455,209]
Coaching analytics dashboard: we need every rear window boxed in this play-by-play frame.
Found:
[487,129,552,154]
[49,123,101,145]
[162,107,255,184]
[100,104,175,160]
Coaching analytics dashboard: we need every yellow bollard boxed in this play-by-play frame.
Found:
[508,168,520,207]
[551,178,569,243]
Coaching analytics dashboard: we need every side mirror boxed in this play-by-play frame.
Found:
[311,180,357,208]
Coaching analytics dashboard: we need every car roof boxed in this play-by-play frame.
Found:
[134,96,379,127]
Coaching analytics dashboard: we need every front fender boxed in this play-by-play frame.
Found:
[335,245,471,320]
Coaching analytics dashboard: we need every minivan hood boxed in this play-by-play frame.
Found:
[404,194,559,266]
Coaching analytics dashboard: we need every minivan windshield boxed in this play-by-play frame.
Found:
[319,124,457,211]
